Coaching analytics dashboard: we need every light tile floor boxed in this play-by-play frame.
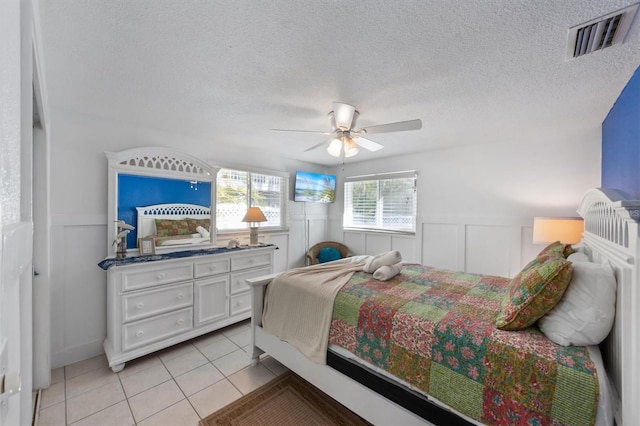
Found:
[36,321,288,426]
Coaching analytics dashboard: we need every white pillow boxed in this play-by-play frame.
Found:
[567,252,590,263]
[538,260,616,346]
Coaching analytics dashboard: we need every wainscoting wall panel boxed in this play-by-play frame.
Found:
[365,233,392,253]
[338,218,542,279]
[50,217,108,368]
[465,225,512,277]
[422,223,458,271]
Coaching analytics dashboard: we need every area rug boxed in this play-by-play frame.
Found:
[199,371,370,426]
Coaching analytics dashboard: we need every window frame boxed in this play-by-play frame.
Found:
[343,170,417,235]
[216,166,289,234]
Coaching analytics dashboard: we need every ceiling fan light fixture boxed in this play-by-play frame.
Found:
[343,137,359,157]
[327,138,343,157]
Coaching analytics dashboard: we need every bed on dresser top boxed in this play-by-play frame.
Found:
[248,188,640,426]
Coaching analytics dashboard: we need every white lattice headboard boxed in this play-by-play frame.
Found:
[577,188,640,426]
[136,203,211,239]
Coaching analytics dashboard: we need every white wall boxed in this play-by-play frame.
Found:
[328,130,601,276]
[48,108,329,368]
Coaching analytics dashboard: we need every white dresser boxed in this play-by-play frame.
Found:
[103,246,274,372]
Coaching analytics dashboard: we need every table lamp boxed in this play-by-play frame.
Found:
[532,217,584,244]
[242,207,267,245]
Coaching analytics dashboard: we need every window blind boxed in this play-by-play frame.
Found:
[344,171,417,233]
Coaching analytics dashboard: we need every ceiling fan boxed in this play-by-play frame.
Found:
[273,102,422,159]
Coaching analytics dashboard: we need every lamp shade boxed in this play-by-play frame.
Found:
[327,138,342,157]
[343,138,359,157]
[533,217,584,244]
[242,207,267,223]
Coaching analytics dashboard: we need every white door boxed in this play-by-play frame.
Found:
[0,224,33,426]
[1,0,34,424]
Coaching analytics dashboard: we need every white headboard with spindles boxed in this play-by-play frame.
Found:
[577,188,640,426]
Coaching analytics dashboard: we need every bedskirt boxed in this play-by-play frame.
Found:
[328,264,599,426]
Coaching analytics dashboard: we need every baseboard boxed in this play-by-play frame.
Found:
[50,339,104,369]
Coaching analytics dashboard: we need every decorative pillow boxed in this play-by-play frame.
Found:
[318,247,342,263]
[563,244,576,258]
[538,260,617,346]
[154,219,192,237]
[187,218,210,233]
[495,256,573,330]
[537,241,573,259]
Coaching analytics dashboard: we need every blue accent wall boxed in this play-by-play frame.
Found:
[118,174,211,247]
[602,65,640,198]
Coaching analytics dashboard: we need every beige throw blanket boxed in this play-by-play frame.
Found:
[262,259,365,364]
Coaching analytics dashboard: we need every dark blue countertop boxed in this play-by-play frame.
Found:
[98,244,276,270]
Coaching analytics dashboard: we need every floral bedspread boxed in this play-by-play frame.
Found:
[328,264,599,426]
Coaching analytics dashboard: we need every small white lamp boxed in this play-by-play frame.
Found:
[242,207,267,245]
[533,217,584,244]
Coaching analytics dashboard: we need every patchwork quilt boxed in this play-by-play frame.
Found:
[329,264,599,426]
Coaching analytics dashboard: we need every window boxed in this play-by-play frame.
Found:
[343,171,417,233]
[217,168,289,231]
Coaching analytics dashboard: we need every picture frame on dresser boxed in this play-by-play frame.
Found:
[138,236,155,256]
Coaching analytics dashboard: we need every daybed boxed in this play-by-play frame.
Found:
[248,188,640,425]
[136,203,212,250]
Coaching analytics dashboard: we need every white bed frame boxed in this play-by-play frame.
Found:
[248,188,640,426]
[135,203,211,253]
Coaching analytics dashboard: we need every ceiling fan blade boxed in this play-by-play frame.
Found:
[354,136,384,152]
[304,135,335,152]
[272,128,332,135]
[332,102,357,130]
[360,119,422,135]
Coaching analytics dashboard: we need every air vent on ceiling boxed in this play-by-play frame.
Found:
[566,3,639,60]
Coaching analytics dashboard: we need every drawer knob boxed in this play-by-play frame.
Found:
[177,319,184,325]
[176,293,184,300]
[136,302,144,310]
[136,330,144,338]
[156,272,166,280]
[209,265,216,271]
[237,300,244,306]
[249,259,255,264]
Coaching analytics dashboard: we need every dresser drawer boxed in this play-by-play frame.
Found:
[231,252,272,271]
[230,266,271,294]
[122,282,193,323]
[230,292,251,316]
[194,257,230,278]
[121,263,193,292]
[123,308,193,351]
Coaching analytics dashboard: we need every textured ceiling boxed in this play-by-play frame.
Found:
[37,0,640,166]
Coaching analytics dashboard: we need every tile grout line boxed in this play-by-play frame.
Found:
[116,369,137,426]
[63,367,68,426]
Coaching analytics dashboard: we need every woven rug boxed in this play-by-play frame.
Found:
[199,371,369,426]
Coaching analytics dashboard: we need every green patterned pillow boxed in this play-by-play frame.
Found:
[154,219,192,237]
[495,256,573,330]
[187,218,210,233]
[537,241,574,259]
